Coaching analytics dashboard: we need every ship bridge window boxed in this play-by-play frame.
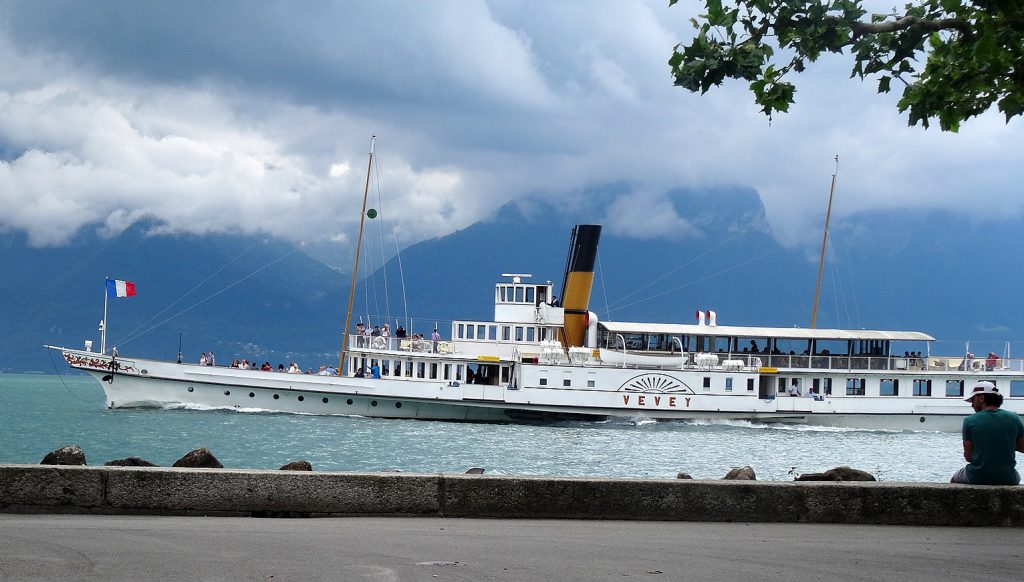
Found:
[880,378,899,396]
[526,327,536,342]
[1011,380,1024,397]
[477,324,486,339]
[913,379,932,396]
[502,326,511,341]
[945,379,963,397]
[515,287,524,302]
[525,287,535,303]
[812,378,834,395]
[714,337,731,352]
[846,378,866,396]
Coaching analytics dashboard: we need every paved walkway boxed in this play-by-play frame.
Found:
[2,514,1023,581]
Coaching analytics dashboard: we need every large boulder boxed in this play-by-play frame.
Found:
[796,466,876,481]
[105,457,158,467]
[41,444,86,466]
[171,448,223,469]
[723,466,756,480]
[279,460,312,471]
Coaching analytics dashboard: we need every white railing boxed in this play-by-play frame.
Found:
[348,335,452,354]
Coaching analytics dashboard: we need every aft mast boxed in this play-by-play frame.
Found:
[810,155,838,329]
[339,136,376,372]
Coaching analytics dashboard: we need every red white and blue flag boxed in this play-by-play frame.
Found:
[106,278,137,298]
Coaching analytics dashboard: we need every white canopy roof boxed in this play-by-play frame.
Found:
[598,321,934,342]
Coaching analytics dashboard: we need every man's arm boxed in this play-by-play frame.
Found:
[963,440,973,463]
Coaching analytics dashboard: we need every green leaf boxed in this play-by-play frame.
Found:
[877,75,891,93]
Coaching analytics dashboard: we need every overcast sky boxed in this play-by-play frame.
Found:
[1,1,1021,253]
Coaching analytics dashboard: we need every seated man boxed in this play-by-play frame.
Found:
[951,382,1024,485]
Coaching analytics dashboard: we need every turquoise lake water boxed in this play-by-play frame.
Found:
[0,373,967,481]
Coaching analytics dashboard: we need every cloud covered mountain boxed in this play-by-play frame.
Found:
[5,189,1022,373]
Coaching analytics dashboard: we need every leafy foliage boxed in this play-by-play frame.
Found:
[668,0,1024,131]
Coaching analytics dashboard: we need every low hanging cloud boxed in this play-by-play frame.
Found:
[603,189,698,240]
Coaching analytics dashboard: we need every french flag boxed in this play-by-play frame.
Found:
[106,278,137,298]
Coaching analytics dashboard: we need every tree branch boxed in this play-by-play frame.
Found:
[847,15,974,41]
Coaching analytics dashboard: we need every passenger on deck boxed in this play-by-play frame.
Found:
[207,351,215,366]
[961,352,975,371]
[987,352,1000,371]
[261,362,272,371]
[199,352,207,366]
[371,363,381,379]
[750,340,758,352]
[371,325,381,337]
[788,382,801,397]
[381,324,390,337]
[287,362,300,374]
[396,325,407,338]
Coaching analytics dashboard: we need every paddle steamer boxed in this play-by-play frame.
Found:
[51,224,1024,431]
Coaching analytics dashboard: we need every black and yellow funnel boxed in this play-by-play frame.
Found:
[558,224,601,347]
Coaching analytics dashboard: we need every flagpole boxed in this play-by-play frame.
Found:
[101,277,109,354]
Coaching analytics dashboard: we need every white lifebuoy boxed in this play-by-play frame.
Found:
[372,336,388,350]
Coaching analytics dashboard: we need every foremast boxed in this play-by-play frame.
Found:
[339,135,376,372]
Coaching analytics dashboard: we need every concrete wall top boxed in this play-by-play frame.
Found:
[2,465,1022,526]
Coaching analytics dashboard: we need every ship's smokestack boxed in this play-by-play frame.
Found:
[558,224,602,347]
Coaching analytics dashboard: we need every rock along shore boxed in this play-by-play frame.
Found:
[2,464,1023,526]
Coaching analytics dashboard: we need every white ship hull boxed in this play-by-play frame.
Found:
[52,347,1020,432]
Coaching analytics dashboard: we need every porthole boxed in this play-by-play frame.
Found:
[141,369,148,375]
[187,386,194,392]
[346,399,353,405]
[224,390,230,396]
[298,395,305,402]
[273,394,280,400]
[322,397,329,403]
[395,402,402,408]
[249,392,255,398]
[919,417,926,423]
[370,400,378,407]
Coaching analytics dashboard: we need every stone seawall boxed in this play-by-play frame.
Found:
[2,464,1022,526]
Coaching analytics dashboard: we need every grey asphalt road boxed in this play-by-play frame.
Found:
[1,514,1022,581]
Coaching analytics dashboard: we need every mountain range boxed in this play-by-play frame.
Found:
[3,187,1021,373]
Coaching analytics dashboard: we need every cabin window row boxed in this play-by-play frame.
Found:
[455,323,554,343]
[842,378,1024,397]
[350,357,510,384]
[600,332,902,358]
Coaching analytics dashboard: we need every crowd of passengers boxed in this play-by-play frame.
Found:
[195,351,340,376]
[352,322,441,344]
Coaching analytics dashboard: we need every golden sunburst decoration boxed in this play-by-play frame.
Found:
[620,374,690,393]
